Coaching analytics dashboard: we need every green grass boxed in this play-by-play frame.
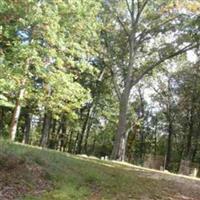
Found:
[0,140,199,200]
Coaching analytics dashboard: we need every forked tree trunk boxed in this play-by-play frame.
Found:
[10,82,26,141]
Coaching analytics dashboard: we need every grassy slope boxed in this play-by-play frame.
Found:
[0,140,200,200]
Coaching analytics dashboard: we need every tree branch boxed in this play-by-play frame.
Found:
[132,43,199,86]
[135,0,149,25]
[110,68,121,101]
[125,0,132,17]
[116,15,130,36]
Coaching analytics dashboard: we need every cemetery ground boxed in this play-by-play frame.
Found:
[0,140,200,200]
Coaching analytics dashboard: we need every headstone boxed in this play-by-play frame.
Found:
[101,156,104,160]
[179,160,191,176]
[144,154,165,170]
[190,168,198,177]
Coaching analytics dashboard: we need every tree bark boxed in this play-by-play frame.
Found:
[59,116,68,152]
[92,134,97,154]
[83,123,92,154]
[191,122,200,162]
[10,82,26,141]
[68,131,74,153]
[0,107,4,136]
[165,120,173,170]
[111,86,131,161]
[23,111,32,144]
[76,106,93,154]
[185,107,194,160]
[154,119,158,156]
[40,112,52,148]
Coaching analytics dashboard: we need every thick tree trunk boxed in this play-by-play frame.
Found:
[23,111,32,144]
[165,120,173,170]
[40,112,52,148]
[111,86,130,161]
[10,84,25,141]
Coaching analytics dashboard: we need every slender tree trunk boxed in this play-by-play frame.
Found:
[126,123,137,162]
[23,111,32,144]
[185,109,194,160]
[139,129,144,163]
[76,106,92,154]
[68,131,73,153]
[51,119,57,135]
[92,134,97,154]
[10,81,26,141]
[191,121,200,162]
[154,120,158,156]
[73,132,79,153]
[0,107,4,136]
[83,123,92,154]
[165,120,173,170]
[59,117,67,152]
[40,112,52,148]
[138,87,145,162]
[111,86,131,161]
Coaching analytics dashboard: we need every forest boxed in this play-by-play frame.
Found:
[0,0,200,179]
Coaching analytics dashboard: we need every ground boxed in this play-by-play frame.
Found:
[0,140,200,200]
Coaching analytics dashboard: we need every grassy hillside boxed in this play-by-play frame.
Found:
[0,140,200,200]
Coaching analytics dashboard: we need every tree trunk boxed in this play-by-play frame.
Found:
[92,134,97,154]
[165,120,173,170]
[40,112,52,148]
[76,106,93,154]
[191,121,200,162]
[23,111,32,144]
[154,121,158,156]
[59,117,67,152]
[68,131,73,153]
[111,86,131,161]
[185,109,194,160]
[0,107,4,136]
[10,83,26,141]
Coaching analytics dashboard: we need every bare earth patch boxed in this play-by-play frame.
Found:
[0,154,52,200]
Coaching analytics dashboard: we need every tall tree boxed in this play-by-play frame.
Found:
[103,0,200,160]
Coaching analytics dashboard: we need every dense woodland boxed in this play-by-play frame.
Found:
[0,0,200,174]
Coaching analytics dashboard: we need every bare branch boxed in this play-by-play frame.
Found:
[107,3,130,37]
[135,0,149,25]
[116,15,130,36]
[132,43,199,86]
[131,0,135,27]
[125,0,132,17]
